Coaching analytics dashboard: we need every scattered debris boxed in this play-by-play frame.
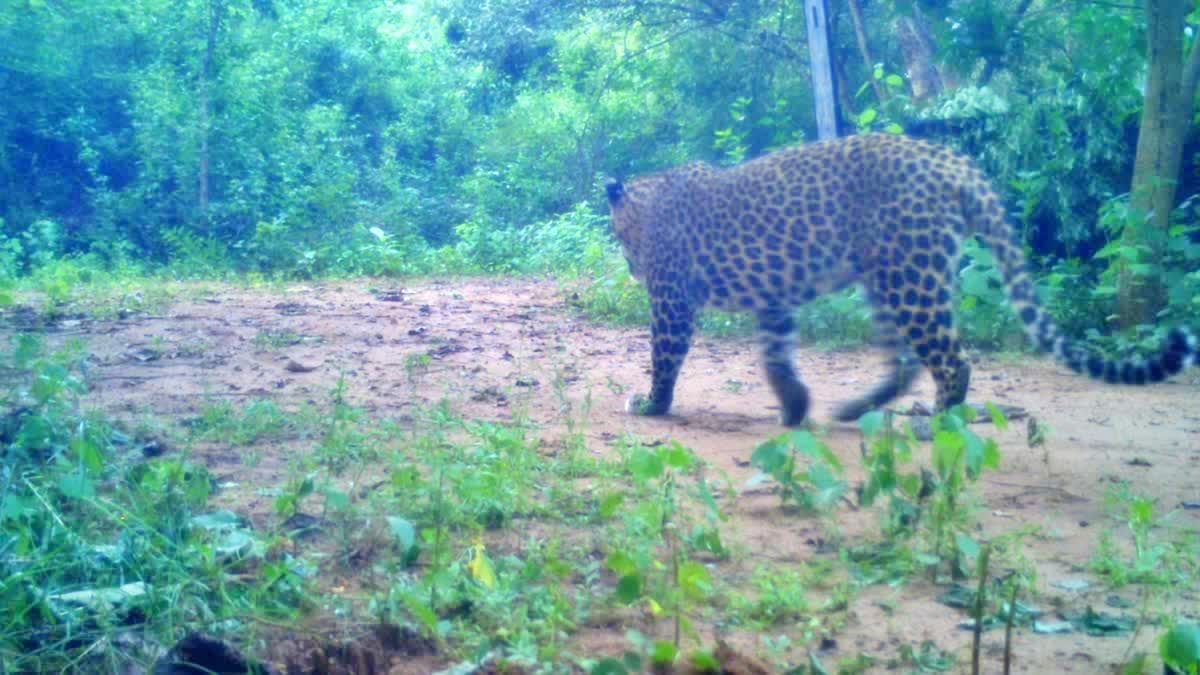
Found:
[1061,606,1136,636]
[1026,416,1047,447]
[428,342,466,359]
[285,359,320,373]
[126,345,161,362]
[470,385,508,406]
[1052,578,1091,593]
[274,302,309,316]
[1032,620,1073,634]
[281,513,326,538]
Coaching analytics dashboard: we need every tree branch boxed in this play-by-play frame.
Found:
[846,0,886,103]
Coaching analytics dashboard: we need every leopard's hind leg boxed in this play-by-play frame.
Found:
[834,303,923,422]
[757,307,810,426]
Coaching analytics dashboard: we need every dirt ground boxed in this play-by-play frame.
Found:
[18,277,1200,673]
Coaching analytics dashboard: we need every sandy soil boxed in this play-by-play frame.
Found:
[14,277,1200,673]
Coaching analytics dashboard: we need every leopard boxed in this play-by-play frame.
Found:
[604,133,1197,426]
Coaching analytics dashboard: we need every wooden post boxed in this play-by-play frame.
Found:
[805,0,837,139]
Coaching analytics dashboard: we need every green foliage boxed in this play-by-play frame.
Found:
[749,430,847,512]
[857,407,1002,580]
[1,0,1194,360]
[955,238,1023,348]
[1160,623,1200,675]
[726,565,812,627]
[1089,484,1200,588]
[0,335,309,671]
[568,254,652,326]
[193,398,302,446]
[602,440,724,658]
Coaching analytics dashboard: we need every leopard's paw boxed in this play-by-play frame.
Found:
[626,394,670,416]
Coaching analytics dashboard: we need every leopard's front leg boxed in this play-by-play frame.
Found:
[627,289,696,417]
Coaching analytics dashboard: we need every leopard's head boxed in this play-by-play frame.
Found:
[606,178,648,280]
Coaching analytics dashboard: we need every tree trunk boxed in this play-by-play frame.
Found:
[894,5,942,103]
[846,0,886,103]
[198,0,222,222]
[805,0,837,139]
[1116,0,1199,327]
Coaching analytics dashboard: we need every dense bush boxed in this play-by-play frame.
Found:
[1,0,1195,346]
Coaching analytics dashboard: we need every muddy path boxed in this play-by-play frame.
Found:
[16,277,1200,673]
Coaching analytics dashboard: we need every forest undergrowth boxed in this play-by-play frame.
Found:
[1,269,1198,674]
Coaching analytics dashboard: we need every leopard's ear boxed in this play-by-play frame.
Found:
[605,179,625,205]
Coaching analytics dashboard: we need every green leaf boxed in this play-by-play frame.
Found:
[678,561,712,599]
[661,441,694,469]
[981,438,1001,470]
[402,593,438,632]
[2,494,33,520]
[298,475,315,498]
[598,491,625,518]
[689,650,719,670]
[689,525,725,556]
[937,584,976,608]
[615,574,643,604]
[588,659,628,675]
[956,533,980,561]
[806,462,848,510]
[47,582,148,611]
[191,510,243,530]
[606,550,638,577]
[13,334,41,367]
[884,74,904,87]
[858,108,878,125]
[58,472,94,499]
[984,402,1008,430]
[858,410,886,437]
[324,488,349,511]
[1128,497,1154,527]
[1093,240,1125,260]
[793,430,841,468]
[933,429,964,453]
[750,437,789,473]
[650,640,677,665]
[386,516,416,552]
[629,447,664,481]
[963,431,985,479]
[932,430,964,477]
[71,434,104,474]
[1160,623,1200,671]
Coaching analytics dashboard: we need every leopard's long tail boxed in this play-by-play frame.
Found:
[962,183,1197,385]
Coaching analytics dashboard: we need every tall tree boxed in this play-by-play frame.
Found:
[1116,0,1200,327]
[894,4,942,102]
[198,0,224,221]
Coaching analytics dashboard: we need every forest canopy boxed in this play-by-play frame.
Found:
[0,0,1197,332]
